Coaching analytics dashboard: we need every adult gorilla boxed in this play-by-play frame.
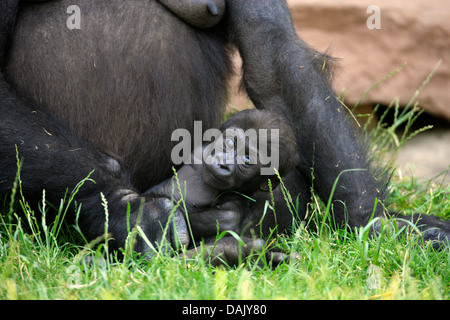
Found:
[0,0,448,263]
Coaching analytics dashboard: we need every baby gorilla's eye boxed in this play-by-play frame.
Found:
[225,138,234,149]
[241,155,252,166]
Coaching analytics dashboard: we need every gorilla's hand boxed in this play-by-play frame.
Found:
[135,198,190,257]
[181,236,299,267]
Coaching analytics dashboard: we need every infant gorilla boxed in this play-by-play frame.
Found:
[146,109,298,241]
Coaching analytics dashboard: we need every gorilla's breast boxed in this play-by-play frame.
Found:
[6,0,231,190]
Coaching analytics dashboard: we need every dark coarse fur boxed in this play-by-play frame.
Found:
[225,1,384,228]
[215,109,308,237]
[0,0,448,259]
[219,109,298,178]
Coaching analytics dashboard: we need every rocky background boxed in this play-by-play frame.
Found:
[228,0,450,185]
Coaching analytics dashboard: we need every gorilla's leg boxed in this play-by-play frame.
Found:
[225,0,449,246]
[226,0,383,227]
[0,78,189,255]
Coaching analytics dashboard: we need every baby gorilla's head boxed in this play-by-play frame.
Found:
[202,109,298,192]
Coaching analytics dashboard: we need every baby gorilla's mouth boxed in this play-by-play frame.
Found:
[215,162,233,175]
[203,164,234,190]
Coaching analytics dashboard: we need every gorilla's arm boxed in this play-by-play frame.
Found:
[226,0,449,247]
[226,0,382,228]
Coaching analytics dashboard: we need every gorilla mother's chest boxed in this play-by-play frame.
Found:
[6,0,228,180]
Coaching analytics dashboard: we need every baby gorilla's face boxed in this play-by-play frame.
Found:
[202,127,267,192]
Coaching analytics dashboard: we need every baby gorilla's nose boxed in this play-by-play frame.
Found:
[214,162,234,176]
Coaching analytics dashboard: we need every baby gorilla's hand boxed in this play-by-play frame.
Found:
[135,198,190,257]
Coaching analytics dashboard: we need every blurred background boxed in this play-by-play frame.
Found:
[227,0,450,186]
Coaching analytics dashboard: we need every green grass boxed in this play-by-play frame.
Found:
[0,174,448,300]
[1,64,449,300]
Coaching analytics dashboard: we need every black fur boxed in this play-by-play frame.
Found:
[0,0,448,263]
